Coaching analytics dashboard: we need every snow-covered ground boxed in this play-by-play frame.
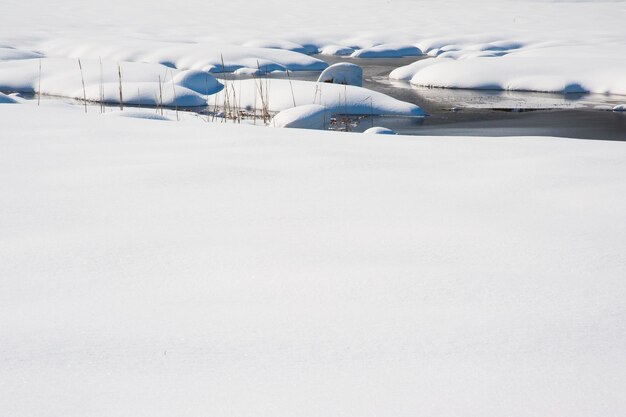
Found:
[2,100,626,417]
[2,1,626,416]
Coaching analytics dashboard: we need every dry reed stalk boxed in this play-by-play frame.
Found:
[158,75,164,115]
[169,69,179,121]
[78,58,87,113]
[117,64,124,111]
[205,73,210,122]
[286,69,296,107]
[99,57,104,113]
[37,59,41,106]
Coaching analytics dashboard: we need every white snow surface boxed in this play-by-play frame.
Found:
[2,102,626,417]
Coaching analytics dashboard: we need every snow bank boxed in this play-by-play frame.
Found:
[215,79,425,116]
[363,126,396,135]
[271,104,328,129]
[352,44,423,58]
[317,63,363,87]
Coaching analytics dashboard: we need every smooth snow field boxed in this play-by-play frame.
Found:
[2,1,626,417]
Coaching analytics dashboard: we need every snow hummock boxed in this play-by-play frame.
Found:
[319,45,356,56]
[396,47,626,95]
[243,39,319,55]
[0,58,212,106]
[352,44,423,58]
[613,104,626,112]
[0,46,43,61]
[214,79,425,116]
[317,63,363,87]
[171,70,223,95]
[36,39,329,74]
[271,104,329,129]
[0,91,18,103]
[363,126,396,135]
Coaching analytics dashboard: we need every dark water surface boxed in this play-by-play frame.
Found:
[312,55,626,140]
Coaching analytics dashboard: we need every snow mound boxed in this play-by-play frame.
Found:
[317,63,363,87]
[172,70,223,95]
[363,126,396,135]
[216,79,425,116]
[319,45,356,56]
[352,44,423,58]
[613,104,626,112]
[0,91,18,103]
[271,104,328,129]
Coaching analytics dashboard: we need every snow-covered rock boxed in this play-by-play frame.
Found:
[271,104,328,129]
[363,126,396,135]
[317,63,363,87]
